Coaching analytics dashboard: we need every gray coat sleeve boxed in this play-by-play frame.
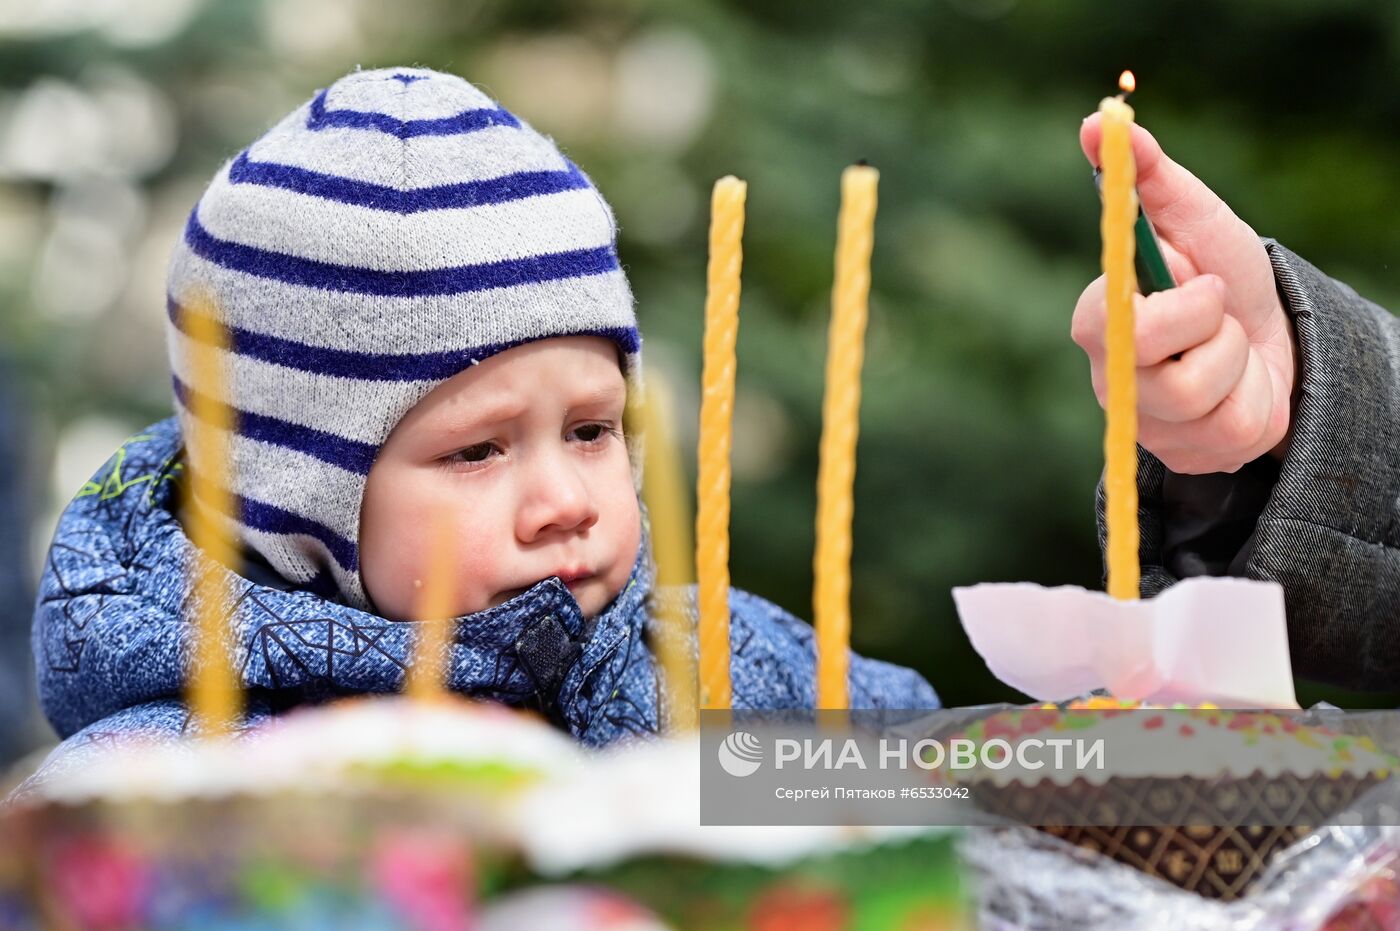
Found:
[1096,241,1400,691]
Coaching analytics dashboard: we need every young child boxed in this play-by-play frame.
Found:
[1074,113,1400,691]
[32,67,938,762]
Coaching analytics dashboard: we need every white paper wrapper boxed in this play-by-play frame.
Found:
[513,735,937,875]
[952,577,1298,708]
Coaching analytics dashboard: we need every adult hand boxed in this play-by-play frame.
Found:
[1071,114,1297,474]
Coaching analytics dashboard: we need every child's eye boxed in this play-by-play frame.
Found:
[571,422,621,445]
[444,442,500,469]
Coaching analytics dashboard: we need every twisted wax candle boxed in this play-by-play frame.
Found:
[406,514,456,702]
[1099,94,1140,601]
[814,165,878,710]
[182,292,243,736]
[641,374,699,731]
[697,176,746,711]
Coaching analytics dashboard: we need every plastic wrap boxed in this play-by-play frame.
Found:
[959,749,1400,931]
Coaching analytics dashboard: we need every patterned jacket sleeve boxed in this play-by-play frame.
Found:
[726,587,941,710]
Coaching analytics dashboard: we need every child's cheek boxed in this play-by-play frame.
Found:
[362,508,432,619]
[370,539,419,620]
[457,538,504,611]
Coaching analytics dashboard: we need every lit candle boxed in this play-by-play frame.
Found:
[182,291,242,736]
[814,164,878,710]
[406,513,455,701]
[640,374,699,731]
[697,176,746,712]
[1100,71,1140,601]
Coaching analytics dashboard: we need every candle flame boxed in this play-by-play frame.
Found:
[1118,70,1136,94]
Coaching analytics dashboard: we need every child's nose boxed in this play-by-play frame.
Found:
[516,456,599,543]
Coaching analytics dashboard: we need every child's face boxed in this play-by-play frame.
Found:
[360,336,641,621]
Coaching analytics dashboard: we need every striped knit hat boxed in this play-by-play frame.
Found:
[165,67,640,611]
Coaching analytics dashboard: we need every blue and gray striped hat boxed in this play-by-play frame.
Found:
[165,67,640,611]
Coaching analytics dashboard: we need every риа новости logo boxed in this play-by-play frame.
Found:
[718,731,763,777]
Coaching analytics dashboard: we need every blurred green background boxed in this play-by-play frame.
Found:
[4,0,1400,751]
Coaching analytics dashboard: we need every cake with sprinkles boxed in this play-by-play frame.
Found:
[2,695,967,930]
[942,698,1397,901]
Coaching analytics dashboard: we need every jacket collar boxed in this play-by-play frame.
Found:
[120,419,654,739]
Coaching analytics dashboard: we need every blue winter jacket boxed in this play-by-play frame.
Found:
[33,419,939,766]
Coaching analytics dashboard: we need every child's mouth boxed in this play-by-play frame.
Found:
[496,570,594,604]
[553,569,594,588]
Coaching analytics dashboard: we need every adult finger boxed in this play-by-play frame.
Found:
[1142,348,1273,453]
[1137,314,1249,423]
[1070,275,1108,355]
[1135,274,1226,366]
[1074,274,1225,383]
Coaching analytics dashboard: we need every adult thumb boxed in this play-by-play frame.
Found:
[1080,113,1228,245]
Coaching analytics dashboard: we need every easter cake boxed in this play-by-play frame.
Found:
[1,695,967,931]
[941,698,1397,902]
